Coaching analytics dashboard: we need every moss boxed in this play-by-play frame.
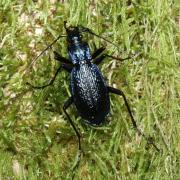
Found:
[0,0,179,179]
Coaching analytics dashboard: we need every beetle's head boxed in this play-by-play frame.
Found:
[64,21,83,44]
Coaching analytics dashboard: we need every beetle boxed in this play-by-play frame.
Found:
[27,21,159,172]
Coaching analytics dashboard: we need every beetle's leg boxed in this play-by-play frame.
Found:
[93,54,106,65]
[93,54,133,65]
[27,63,73,89]
[108,86,160,152]
[63,96,81,174]
[54,51,73,65]
[92,47,106,59]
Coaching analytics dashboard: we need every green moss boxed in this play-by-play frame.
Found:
[0,0,179,179]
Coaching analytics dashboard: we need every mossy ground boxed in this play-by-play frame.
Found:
[0,0,179,179]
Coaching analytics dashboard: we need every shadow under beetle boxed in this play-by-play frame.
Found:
[27,21,160,172]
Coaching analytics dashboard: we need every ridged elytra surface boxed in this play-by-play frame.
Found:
[71,63,110,125]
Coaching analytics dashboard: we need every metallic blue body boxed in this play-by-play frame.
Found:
[68,42,91,64]
[67,35,110,125]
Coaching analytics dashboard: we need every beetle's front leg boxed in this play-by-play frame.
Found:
[54,51,72,65]
[92,47,106,59]
[108,86,160,152]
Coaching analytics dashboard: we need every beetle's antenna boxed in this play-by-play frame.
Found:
[79,26,119,49]
[25,34,66,75]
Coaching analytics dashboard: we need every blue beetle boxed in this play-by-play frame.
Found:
[28,21,159,172]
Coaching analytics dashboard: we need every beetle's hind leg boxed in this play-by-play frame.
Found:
[108,86,160,152]
[63,97,82,177]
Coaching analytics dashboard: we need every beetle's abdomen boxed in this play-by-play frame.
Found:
[71,64,110,125]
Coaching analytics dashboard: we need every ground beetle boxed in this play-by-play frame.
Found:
[27,21,159,172]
